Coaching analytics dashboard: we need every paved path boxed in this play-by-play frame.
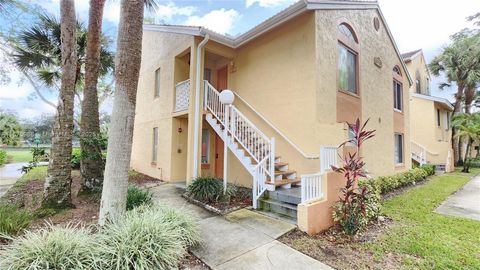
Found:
[150,183,334,270]
[435,175,480,221]
[0,162,27,197]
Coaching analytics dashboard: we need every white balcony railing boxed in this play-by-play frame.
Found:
[174,79,190,112]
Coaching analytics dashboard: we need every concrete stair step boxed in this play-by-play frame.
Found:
[259,198,297,220]
[265,188,301,205]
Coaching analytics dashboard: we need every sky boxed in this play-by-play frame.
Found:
[0,0,479,120]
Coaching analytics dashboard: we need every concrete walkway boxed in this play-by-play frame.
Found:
[435,175,480,221]
[150,183,334,270]
[0,162,27,197]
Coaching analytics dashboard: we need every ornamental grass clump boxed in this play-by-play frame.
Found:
[126,184,153,210]
[0,205,31,236]
[0,223,98,270]
[186,176,236,203]
[95,204,200,270]
[332,119,380,235]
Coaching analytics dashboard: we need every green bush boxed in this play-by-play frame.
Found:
[0,205,31,235]
[186,176,236,203]
[96,204,200,269]
[0,224,98,269]
[0,149,6,165]
[359,166,434,195]
[126,185,153,210]
[71,148,82,169]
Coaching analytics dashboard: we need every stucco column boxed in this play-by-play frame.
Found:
[186,38,206,185]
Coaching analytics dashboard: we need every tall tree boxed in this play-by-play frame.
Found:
[452,113,480,173]
[99,0,149,224]
[42,0,76,208]
[80,0,107,192]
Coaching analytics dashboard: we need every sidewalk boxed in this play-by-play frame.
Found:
[435,175,480,221]
[150,183,333,270]
[0,162,27,197]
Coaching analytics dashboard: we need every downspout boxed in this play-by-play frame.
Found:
[193,34,210,179]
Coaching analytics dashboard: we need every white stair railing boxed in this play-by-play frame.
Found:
[411,141,427,165]
[204,81,275,208]
[301,145,338,204]
[174,79,190,112]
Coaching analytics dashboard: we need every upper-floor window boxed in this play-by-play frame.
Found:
[437,109,441,127]
[154,68,161,98]
[152,127,158,163]
[393,66,402,112]
[337,22,359,95]
[415,70,421,94]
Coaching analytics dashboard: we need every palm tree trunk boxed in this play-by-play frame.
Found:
[80,0,106,192]
[463,141,471,173]
[42,0,76,208]
[453,83,465,166]
[99,0,144,225]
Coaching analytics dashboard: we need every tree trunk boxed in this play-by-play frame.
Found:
[463,141,471,173]
[464,87,475,115]
[99,0,144,225]
[42,0,76,208]
[80,0,106,192]
[452,83,465,166]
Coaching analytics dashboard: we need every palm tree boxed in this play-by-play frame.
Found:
[99,0,157,225]
[42,0,77,208]
[80,0,107,192]
[452,113,480,173]
[430,35,480,165]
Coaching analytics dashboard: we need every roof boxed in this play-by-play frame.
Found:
[412,93,454,111]
[401,49,422,61]
[143,0,412,85]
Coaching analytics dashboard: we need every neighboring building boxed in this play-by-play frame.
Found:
[131,0,412,234]
[403,49,454,172]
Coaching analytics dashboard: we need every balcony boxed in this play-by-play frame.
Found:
[174,79,190,112]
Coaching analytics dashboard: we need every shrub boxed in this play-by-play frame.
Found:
[186,176,236,203]
[71,148,82,169]
[0,149,6,166]
[0,205,31,235]
[359,166,433,195]
[0,224,98,270]
[126,185,153,210]
[96,204,200,269]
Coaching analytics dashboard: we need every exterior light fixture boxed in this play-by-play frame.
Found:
[219,89,234,105]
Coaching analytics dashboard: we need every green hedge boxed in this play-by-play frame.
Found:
[0,149,6,166]
[360,165,435,195]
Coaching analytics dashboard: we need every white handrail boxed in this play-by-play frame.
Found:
[301,172,323,203]
[233,92,319,159]
[411,140,439,156]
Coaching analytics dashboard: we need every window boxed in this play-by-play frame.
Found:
[426,78,430,94]
[437,109,441,127]
[338,23,358,43]
[201,129,210,164]
[154,68,161,98]
[394,133,404,164]
[204,68,211,83]
[152,127,158,163]
[393,66,401,76]
[415,70,421,94]
[393,81,402,111]
[445,112,450,130]
[338,43,357,94]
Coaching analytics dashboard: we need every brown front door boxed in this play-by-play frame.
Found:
[214,66,228,177]
[216,66,228,91]
[214,134,224,178]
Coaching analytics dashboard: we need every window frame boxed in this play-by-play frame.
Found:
[437,109,441,127]
[337,20,360,96]
[201,128,210,165]
[415,70,421,94]
[394,133,404,165]
[154,67,161,98]
[152,127,158,164]
[393,66,403,113]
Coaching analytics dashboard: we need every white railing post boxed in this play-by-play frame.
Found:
[223,104,230,194]
[203,80,208,110]
[270,137,275,183]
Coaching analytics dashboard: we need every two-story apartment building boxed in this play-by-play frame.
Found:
[403,49,454,172]
[130,0,412,234]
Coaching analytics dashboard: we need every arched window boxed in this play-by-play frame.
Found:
[415,70,421,94]
[337,21,359,94]
[338,23,358,43]
[393,65,403,112]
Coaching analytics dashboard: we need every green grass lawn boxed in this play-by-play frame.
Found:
[366,169,480,269]
[5,148,33,163]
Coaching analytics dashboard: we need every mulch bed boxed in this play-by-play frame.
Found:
[183,186,252,215]
[279,218,400,270]
[178,251,211,270]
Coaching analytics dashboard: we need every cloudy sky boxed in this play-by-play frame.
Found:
[0,0,479,119]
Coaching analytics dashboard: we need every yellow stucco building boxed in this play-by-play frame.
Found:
[402,49,454,172]
[131,0,413,234]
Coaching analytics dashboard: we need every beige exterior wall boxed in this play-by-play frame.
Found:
[315,9,411,175]
[405,52,453,169]
[131,31,194,181]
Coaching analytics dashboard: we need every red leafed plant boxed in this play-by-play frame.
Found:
[331,118,379,235]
